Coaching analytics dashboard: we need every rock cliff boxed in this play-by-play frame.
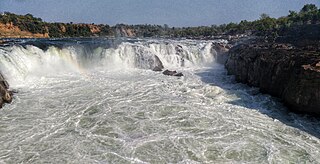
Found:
[226,42,320,115]
[0,23,49,38]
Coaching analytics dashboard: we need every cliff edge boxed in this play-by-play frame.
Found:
[226,41,320,115]
[0,22,48,38]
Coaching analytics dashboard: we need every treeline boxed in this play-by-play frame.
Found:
[0,4,319,38]
[0,12,46,34]
[46,23,113,37]
[128,4,320,38]
[0,12,114,37]
[108,4,320,38]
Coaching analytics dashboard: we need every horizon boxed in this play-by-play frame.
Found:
[0,0,320,27]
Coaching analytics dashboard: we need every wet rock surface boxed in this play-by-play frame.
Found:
[152,55,164,71]
[226,42,320,115]
[212,42,231,65]
[0,72,12,108]
[162,70,184,77]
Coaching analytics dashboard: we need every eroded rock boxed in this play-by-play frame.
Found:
[0,72,12,108]
[163,70,184,77]
[212,43,231,65]
[226,43,320,115]
[152,55,164,71]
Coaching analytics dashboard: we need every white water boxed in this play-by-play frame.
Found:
[0,39,319,163]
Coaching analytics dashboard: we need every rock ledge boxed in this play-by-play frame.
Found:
[226,43,320,115]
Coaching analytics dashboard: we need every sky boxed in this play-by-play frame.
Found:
[0,0,319,27]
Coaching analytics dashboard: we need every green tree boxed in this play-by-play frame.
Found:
[301,4,318,13]
[260,13,270,19]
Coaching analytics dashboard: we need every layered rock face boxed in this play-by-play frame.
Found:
[226,43,320,114]
[0,23,49,38]
[0,73,12,108]
[212,43,230,65]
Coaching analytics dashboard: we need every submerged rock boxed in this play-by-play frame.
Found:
[173,72,184,77]
[152,66,163,72]
[163,70,184,77]
[0,72,12,108]
[163,70,176,76]
[136,53,164,71]
[152,55,164,71]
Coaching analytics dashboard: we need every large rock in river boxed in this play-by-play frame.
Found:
[226,43,320,115]
[163,70,184,77]
[0,72,12,108]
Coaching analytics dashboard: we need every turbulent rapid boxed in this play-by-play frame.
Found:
[0,38,319,163]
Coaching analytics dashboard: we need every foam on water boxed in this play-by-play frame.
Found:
[0,39,319,163]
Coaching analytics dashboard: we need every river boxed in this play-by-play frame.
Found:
[0,38,319,163]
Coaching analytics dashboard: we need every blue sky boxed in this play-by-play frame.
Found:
[0,0,319,27]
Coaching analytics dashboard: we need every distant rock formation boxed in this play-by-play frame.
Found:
[0,72,12,108]
[0,23,49,38]
[226,42,320,115]
[115,26,137,37]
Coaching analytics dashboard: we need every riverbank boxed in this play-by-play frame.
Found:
[225,33,320,115]
[0,23,48,38]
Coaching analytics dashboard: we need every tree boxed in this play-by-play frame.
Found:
[299,4,319,24]
[25,13,34,18]
[288,10,300,24]
[301,4,318,13]
[260,13,270,20]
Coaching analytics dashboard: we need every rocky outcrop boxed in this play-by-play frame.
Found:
[115,27,136,37]
[226,43,320,115]
[0,23,49,38]
[212,43,231,65]
[0,73,12,108]
[152,55,164,71]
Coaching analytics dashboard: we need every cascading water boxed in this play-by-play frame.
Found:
[0,39,214,87]
[0,38,319,163]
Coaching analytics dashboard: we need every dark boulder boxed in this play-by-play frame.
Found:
[0,72,12,108]
[152,66,163,72]
[163,70,177,76]
[173,72,184,77]
[163,70,184,77]
[152,55,164,71]
[175,45,183,53]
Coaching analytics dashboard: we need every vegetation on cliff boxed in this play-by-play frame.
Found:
[0,12,46,34]
[0,4,319,38]
[224,4,320,115]
[0,12,114,38]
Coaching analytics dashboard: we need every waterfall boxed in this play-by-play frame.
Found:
[0,39,222,86]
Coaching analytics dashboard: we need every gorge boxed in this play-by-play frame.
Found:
[0,3,319,163]
[0,38,319,163]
